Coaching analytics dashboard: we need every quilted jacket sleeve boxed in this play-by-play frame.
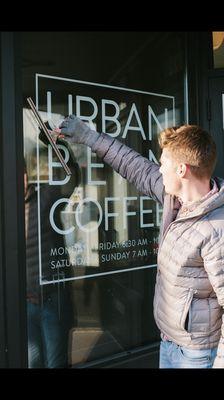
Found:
[92,132,165,205]
[202,232,224,368]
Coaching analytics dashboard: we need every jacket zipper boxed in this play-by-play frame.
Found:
[181,288,195,330]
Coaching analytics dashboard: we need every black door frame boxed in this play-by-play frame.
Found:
[0,32,27,368]
[184,31,214,127]
[191,31,224,178]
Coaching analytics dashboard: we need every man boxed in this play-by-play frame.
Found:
[51,116,224,368]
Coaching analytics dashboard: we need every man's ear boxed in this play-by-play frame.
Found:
[176,163,188,178]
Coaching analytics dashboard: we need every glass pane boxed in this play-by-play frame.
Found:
[213,32,224,68]
[22,31,185,367]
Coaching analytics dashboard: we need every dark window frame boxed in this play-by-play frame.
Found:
[0,32,27,368]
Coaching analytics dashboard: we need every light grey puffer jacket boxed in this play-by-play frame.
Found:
[91,132,224,368]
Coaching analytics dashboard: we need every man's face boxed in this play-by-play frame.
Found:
[159,148,181,196]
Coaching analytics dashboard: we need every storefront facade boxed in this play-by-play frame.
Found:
[0,31,223,368]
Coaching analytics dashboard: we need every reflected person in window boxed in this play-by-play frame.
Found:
[24,158,77,368]
[48,115,224,368]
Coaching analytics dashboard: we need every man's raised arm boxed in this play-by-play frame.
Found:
[58,115,165,205]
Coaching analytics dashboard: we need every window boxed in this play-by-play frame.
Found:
[22,31,185,367]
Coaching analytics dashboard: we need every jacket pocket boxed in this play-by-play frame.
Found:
[180,288,194,331]
[190,298,217,337]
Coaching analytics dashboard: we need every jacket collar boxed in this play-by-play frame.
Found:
[173,177,224,221]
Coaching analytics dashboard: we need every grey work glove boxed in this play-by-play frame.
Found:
[59,115,100,148]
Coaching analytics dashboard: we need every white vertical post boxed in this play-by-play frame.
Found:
[47,91,51,120]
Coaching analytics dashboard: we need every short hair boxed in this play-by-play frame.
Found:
[158,125,217,179]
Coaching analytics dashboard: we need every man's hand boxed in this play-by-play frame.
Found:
[58,115,100,147]
[39,120,59,146]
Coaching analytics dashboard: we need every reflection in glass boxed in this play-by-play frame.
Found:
[24,120,80,367]
[22,31,185,367]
